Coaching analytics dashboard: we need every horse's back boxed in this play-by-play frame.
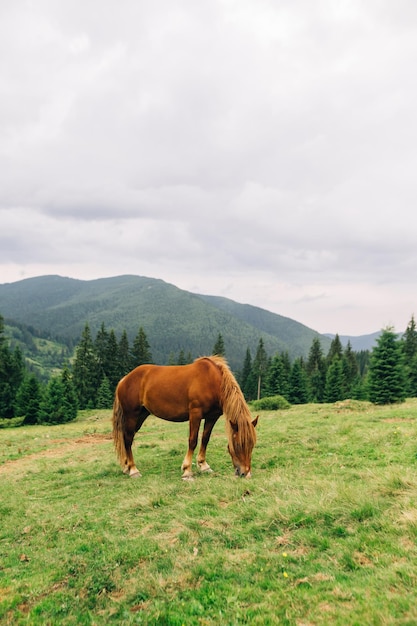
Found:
[117,359,222,420]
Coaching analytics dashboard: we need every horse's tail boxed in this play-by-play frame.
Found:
[112,385,127,468]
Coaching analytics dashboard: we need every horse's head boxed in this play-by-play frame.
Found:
[227,416,258,478]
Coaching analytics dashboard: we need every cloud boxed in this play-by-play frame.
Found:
[1,1,417,335]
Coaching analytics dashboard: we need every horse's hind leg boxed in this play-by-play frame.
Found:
[123,410,148,478]
[197,417,219,473]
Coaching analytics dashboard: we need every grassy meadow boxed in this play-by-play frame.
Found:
[1,399,417,625]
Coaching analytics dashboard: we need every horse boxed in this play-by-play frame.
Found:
[112,355,258,480]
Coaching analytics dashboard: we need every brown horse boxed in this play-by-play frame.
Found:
[112,355,258,479]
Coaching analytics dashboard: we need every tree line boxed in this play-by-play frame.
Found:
[1,313,417,426]
[0,315,77,426]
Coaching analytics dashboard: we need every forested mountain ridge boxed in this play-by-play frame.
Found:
[0,274,335,370]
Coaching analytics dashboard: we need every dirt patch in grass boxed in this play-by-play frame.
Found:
[0,432,113,476]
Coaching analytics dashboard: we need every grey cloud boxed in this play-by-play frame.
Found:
[1,1,417,334]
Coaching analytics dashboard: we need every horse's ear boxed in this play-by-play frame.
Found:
[252,416,259,428]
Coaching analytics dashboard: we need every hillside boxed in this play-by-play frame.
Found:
[0,274,333,370]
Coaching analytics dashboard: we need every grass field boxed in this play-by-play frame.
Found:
[1,399,417,625]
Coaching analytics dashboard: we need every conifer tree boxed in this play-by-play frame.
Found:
[402,315,417,397]
[306,337,326,402]
[118,330,131,377]
[41,377,66,424]
[11,346,25,393]
[240,348,255,400]
[403,315,417,363]
[177,349,186,365]
[0,317,26,419]
[253,338,268,400]
[288,358,309,404]
[212,333,225,356]
[327,334,343,364]
[281,351,292,390]
[105,329,120,391]
[17,374,43,425]
[368,327,406,404]
[131,327,152,367]
[60,365,78,422]
[324,359,344,403]
[72,323,100,409]
[97,375,114,409]
[0,316,13,417]
[342,341,359,398]
[266,353,289,399]
[94,322,109,378]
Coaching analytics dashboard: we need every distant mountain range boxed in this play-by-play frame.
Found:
[0,275,379,370]
[324,332,381,351]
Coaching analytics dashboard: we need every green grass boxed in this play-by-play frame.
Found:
[1,400,417,625]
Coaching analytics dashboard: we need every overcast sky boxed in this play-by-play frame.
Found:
[1,1,417,336]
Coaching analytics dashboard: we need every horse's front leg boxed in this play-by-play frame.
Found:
[181,411,202,480]
[197,417,219,473]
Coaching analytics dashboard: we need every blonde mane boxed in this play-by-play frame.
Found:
[201,355,257,455]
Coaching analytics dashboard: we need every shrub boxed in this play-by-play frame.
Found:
[250,395,291,411]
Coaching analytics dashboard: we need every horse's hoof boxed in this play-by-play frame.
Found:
[130,471,142,478]
[182,475,194,481]
[198,464,213,473]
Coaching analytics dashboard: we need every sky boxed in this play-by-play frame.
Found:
[1,0,417,337]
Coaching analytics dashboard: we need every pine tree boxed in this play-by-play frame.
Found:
[327,334,343,364]
[72,323,100,409]
[118,330,131,377]
[240,348,255,400]
[403,315,417,363]
[212,333,225,356]
[0,348,15,418]
[368,327,406,404]
[177,349,186,365]
[0,315,13,417]
[17,374,43,425]
[0,317,26,419]
[105,329,120,391]
[288,358,309,404]
[253,338,268,400]
[281,352,292,391]
[324,359,344,403]
[94,322,109,379]
[342,341,359,398]
[97,375,114,409]
[11,346,25,392]
[60,365,78,422]
[266,353,289,399]
[131,327,152,367]
[306,337,326,402]
[402,315,417,397]
[41,377,66,424]
[356,350,371,377]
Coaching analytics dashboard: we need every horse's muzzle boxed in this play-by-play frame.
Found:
[235,467,251,478]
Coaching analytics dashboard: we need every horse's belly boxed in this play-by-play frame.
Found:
[156,414,189,423]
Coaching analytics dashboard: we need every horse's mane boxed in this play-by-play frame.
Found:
[197,355,256,454]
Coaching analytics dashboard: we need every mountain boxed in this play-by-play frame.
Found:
[0,274,332,371]
[324,332,381,352]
